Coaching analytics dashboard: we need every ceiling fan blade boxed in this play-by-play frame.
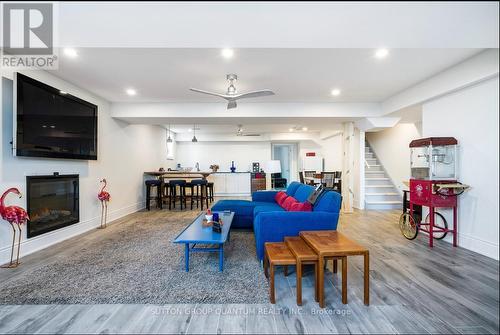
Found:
[233,90,275,100]
[227,100,237,109]
[190,88,231,99]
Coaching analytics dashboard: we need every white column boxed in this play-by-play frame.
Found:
[342,122,355,213]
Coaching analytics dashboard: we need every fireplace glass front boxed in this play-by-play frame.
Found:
[27,175,79,238]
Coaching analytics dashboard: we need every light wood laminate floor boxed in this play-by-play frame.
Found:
[0,208,498,334]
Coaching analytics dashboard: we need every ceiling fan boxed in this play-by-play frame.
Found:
[190,74,275,109]
[236,124,260,137]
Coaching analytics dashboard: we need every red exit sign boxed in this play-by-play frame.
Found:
[306,152,316,157]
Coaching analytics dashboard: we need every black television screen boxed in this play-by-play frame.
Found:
[15,73,98,160]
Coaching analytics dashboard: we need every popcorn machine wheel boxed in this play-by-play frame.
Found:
[399,137,469,248]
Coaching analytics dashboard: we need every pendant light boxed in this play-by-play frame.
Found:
[166,124,173,143]
[192,124,198,142]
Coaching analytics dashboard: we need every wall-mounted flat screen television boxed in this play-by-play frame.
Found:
[14,73,98,160]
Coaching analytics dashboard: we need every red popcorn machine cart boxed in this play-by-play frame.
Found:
[399,137,469,248]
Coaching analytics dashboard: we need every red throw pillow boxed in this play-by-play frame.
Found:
[282,196,299,211]
[275,191,288,206]
[289,201,313,212]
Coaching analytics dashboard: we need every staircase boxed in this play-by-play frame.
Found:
[364,142,402,210]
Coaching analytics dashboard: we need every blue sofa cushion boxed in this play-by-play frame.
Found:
[253,204,284,217]
[212,199,278,217]
[313,191,342,213]
[293,184,315,203]
[285,182,302,197]
[251,190,278,203]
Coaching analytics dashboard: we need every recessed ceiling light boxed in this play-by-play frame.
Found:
[63,48,78,58]
[221,48,234,59]
[289,128,294,132]
[59,90,68,95]
[331,89,341,96]
[375,48,389,59]
[302,127,308,131]
[125,88,137,96]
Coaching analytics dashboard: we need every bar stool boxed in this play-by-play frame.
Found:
[190,179,209,210]
[161,180,172,210]
[168,180,187,210]
[145,179,163,210]
[207,182,215,202]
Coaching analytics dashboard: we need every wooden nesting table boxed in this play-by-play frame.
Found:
[263,242,296,304]
[300,230,370,308]
[284,236,319,306]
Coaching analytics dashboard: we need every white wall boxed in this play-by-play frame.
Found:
[0,70,172,264]
[175,141,271,173]
[422,77,499,259]
[366,123,422,193]
[298,135,343,173]
[320,135,343,172]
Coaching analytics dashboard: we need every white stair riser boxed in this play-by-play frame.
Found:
[365,179,392,186]
[365,172,386,178]
[365,194,401,202]
[365,185,396,193]
[366,166,383,172]
[365,203,402,210]
[365,153,375,158]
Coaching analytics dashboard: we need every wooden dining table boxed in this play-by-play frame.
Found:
[144,171,212,180]
[304,176,322,185]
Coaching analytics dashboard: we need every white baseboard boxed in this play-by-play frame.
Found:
[0,202,144,265]
[449,233,499,260]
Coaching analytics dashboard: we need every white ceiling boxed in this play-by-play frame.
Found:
[57,2,498,48]
[51,48,482,103]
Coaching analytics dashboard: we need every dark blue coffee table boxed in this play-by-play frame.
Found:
[173,211,234,272]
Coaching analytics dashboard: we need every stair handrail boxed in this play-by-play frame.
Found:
[364,158,370,169]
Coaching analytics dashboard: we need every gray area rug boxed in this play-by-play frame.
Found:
[0,211,269,304]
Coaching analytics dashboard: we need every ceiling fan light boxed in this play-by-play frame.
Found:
[167,136,173,143]
[192,136,198,142]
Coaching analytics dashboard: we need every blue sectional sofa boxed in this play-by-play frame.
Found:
[211,181,342,260]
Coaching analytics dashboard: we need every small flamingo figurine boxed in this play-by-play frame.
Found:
[98,179,111,229]
[0,188,29,268]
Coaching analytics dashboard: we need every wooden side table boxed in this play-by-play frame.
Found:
[263,242,296,304]
[300,231,369,308]
[284,236,319,306]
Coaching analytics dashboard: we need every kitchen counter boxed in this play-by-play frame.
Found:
[207,172,252,196]
[211,171,252,174]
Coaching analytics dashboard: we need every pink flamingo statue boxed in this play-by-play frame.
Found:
[98,179,111,229]
[0,188,29,268]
